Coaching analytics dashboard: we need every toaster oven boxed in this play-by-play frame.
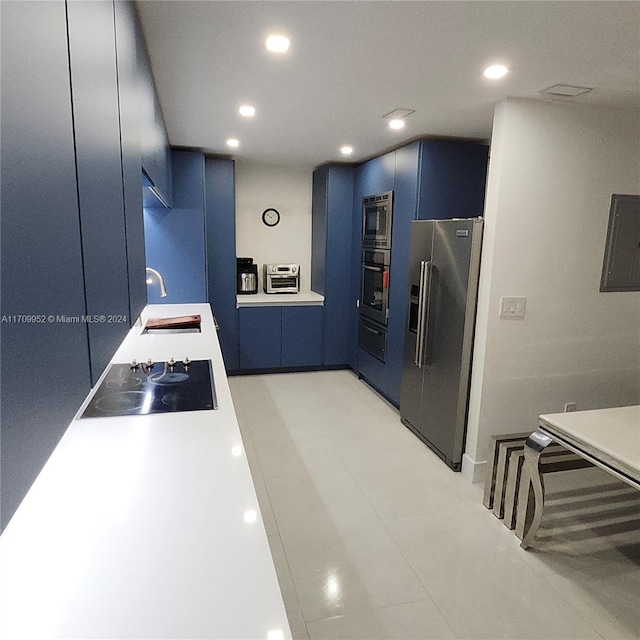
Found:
[264,264,300,294]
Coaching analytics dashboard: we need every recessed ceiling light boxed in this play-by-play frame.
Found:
[388,119,405,130]
[340,146,353,155]
[239,105,256,117]
[265,35,290,53]
[483,64,509,79]
[226,138,239,148]
[243,509,257,523]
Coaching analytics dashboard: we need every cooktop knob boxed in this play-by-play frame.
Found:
[145,358,154,371]
[168,357,176,369]
[183,357,191,369]
[130,359,139,371]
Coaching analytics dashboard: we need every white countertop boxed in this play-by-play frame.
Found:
[539,405,640,482]
[0,303,291,640]
[236,291,324,307]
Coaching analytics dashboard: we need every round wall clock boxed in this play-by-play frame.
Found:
[262,208,280,227]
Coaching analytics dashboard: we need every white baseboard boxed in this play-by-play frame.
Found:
[461,454,486,483]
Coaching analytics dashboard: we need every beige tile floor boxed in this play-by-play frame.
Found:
[228,370,640,640]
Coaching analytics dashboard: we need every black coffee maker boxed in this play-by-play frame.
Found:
[237,257,258,294]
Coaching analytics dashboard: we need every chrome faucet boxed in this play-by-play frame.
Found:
[145,267,167,297]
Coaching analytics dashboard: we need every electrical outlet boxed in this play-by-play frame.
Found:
[499,296,526,319]
[564,402,577,412]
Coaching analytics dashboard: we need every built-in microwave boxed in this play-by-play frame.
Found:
[362,191,393,249]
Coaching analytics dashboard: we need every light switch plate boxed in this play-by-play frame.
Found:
[499,296,526,319]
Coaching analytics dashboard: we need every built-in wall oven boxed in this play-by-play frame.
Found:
[359,192,393,362]
[362,191,393,250]
[359,248,390,362]
[360,249,390,326]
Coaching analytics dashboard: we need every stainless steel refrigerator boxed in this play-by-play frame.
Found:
[400,218,483,470]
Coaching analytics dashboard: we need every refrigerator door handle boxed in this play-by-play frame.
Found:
[414,261,426,365]
[415,261,433,367]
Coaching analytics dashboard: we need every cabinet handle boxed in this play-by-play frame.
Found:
[362,324,381,336]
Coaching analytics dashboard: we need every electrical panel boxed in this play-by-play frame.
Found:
[600,194,640,292]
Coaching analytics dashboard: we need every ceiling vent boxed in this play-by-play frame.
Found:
[382,108,415,120]
[540,84,593,98]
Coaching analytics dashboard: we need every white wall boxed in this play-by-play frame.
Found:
[464,98,640,481]
[235,161,314,291]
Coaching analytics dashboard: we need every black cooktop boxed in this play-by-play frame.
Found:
[80,359,217,419]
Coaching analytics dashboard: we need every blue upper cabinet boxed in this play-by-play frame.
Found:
[136,11,172,209]
[417,140,488,220]
[357,152,396,196]
[0,0,91,530]
[145,150,207,304]
[67,0,131,384]
[311,165,355,366]
[205,157,239,371]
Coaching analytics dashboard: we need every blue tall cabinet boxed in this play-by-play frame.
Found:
[0,0,169,531]
[67,0,133,383]
[1,0,91,531]
[312,165,356,366]
[115,0,148,327]
[351,143,421,404]
[205,158,239,371]
[352,140,489,407]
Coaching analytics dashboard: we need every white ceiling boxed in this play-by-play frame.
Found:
[135,1,640,168]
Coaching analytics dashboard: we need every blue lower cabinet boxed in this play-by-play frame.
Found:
[282,306,323,367]
[238,307,282,369]
[358,347,401,408]
[238,305,324,370]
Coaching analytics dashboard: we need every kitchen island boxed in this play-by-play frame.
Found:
[0,304,291,639]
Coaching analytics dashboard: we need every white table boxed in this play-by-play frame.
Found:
[520,405,640,549]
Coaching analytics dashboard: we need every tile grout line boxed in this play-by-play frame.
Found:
[250,372,411,634]
[235,375,312,640]
[231,380,283,540]
[311,375,469,637]
[302,376,463,633]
